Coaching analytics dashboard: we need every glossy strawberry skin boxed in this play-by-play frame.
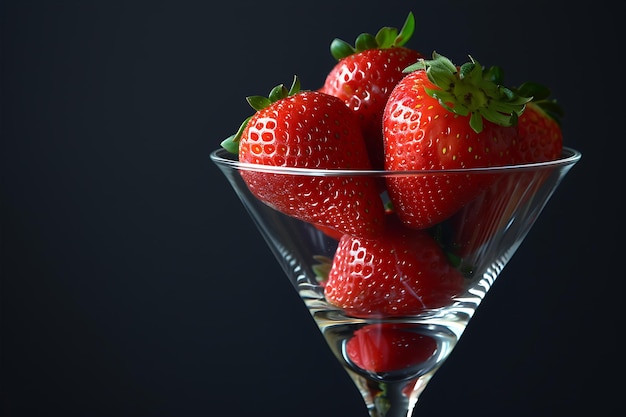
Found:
[346,323,438,373]
[314,223,345,241]
[239,90,386,238]
[382,70,519,230]
[514,101,563,163]
[320,47,423,169]
[324,215,464,317]
[449,103,564,258]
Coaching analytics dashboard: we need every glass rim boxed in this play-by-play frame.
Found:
[210,146,581,176]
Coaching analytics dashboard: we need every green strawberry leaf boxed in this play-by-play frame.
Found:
[469,112,484,133]
[515,81,551,101]
[355,33,379,51]
[287,75,300,95]
[329,11,416,60]
[374,27,398,49]
[247,95,272,111]
[330,39,355,61]
[394,11,415,47]
[537,99,564,122]
[220,115,252,153]
[268,84,288,103]
[220,134,239,154]
[221,76,302,154]
[483,65,504,84]
[512,81,564,125]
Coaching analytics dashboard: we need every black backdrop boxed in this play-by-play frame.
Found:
[2,1,623,416]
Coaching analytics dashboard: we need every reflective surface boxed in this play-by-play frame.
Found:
[212,147,581,417]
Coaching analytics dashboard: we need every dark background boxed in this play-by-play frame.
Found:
[1,1,622,416]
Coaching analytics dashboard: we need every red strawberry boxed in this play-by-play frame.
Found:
[221,77,386,238]
[513,83,563,163]
[314,201,397,241]
[446,82,564,260]
[319,12,423,169]
[382,52,532,230]
[444,170,544,262]
[314,223,345,241]
[346,323,438,373]
[324,214,464,317]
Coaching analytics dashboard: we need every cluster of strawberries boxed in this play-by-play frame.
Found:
[221,12,563,370]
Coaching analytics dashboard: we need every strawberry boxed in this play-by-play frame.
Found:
[314,223,345,241]
[221,76,386,238]
[513,82,563,163]
[346,323,438,373]
[444,81,564,261]
[319,12,423,169]
[315,200,397,242]
[382,52,532,230]
[323,214,464,317]
[442,171,542,263]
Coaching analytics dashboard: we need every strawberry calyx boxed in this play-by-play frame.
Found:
[330,12,415,60]
[221,76,302,154]
[404,52,533,133]
[480,67,564,126]
[514,81,564,126]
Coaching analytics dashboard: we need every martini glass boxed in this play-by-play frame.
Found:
[210,147,581,417]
